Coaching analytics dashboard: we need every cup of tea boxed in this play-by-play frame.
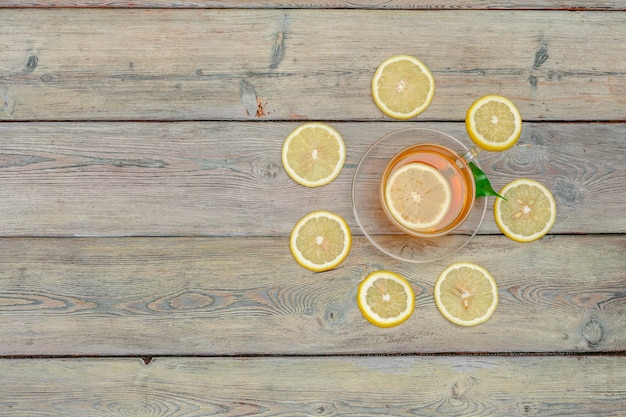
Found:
[351,127,489,263]
[379,142,476,237]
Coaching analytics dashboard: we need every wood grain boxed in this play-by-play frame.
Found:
[0,0,625,10]
[1,356,625,416]
[1,9,625,121]
[1,235,623,356]
[0,122,623,236]
[1,5,624,415]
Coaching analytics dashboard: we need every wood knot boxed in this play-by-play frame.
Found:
[450,376,477,401]
[552,178,582,207]
[534,44,549,68]
[400,244,416,258]
[324,303,346,326]
[582,317,605,347]
[250,157,282,182]
[239,79,272,117]
[240,79,259,117]
[517,401,538,414]
[306,402,335,415]
[25,55,38,74]
[270,30,286,69]
[255,98,269,117]
[168,291,215,310]
[2,94,13,116]
[270,14,289,69]
[40,74,56,83]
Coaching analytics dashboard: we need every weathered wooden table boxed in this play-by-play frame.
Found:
[1,2,625,415]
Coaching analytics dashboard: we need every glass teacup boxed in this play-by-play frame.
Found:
[351,128,488,263]
[380,142,476,237]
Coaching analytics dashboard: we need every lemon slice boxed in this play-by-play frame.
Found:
[434,262,498,327]
[282,122,346,187]
[371,55,435,120]
[465,95,522,151]
[289,210,351,272]
[357,270,415,328]
[384,162,452,232]
[494,178,557,242]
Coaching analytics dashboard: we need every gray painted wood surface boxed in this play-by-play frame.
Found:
[0,5,624,416]
[0,122,624,236]
[1,235,624,356]
[1,356,624,416]
[1,10,625,121]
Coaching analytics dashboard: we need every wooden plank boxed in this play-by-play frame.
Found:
[0,122,623,237]
[0,356,624,416]
[1,235,623,356]
[1,1,625,10]
[1,9,625,121]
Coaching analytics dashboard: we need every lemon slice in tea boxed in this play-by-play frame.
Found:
[289,210,351,272]
[357,270,415,328]
[465,95,522,151]
[384,162,452,232]
[282,122,346,187]
[371,55,435,120]
[434,262,498,327]
[494,178,557,242]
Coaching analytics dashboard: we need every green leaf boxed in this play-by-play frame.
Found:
[469,162,506,200]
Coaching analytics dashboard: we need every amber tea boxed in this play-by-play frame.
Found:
[380,143,475,237]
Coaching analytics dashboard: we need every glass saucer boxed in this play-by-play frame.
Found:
[351,128,487,263]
